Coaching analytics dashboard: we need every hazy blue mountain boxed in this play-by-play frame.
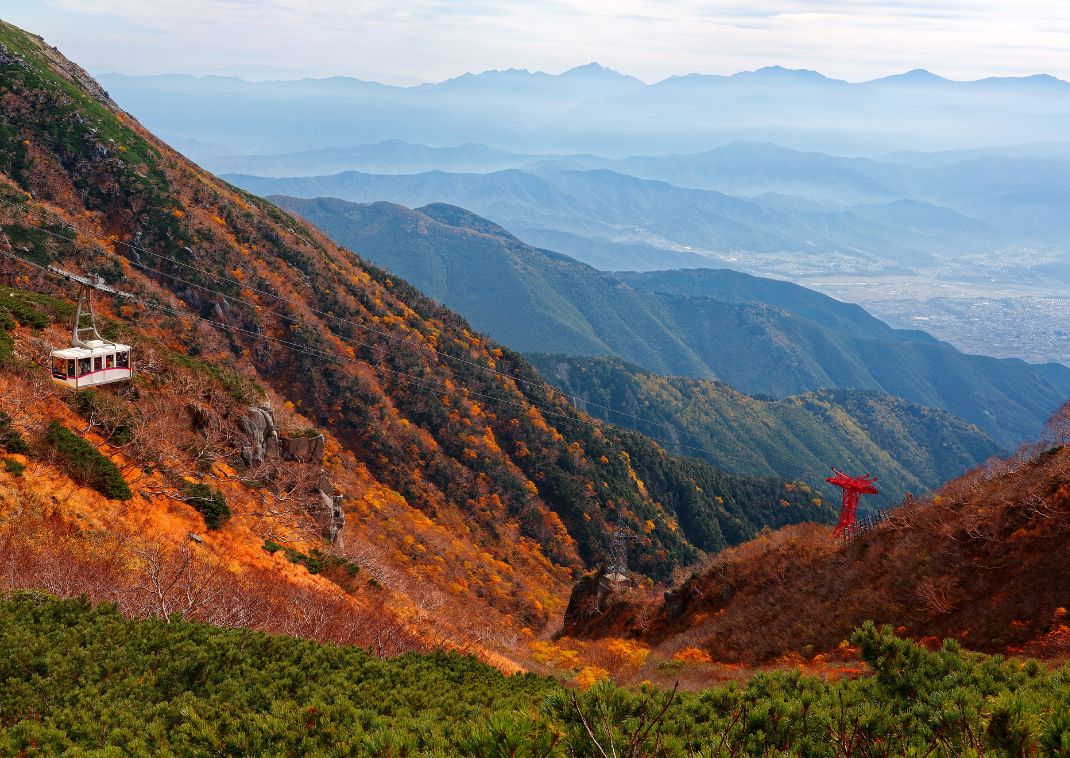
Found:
[882,142,1070,167]
[273,196,1070,447]
[527,353,999,509]
[530,141,903,202]
[524,142,1068,240]
[98,63,643,158]
[529,66,1070,155]
[203,141,559,177]
[99,65,1070,158]
[230,166,996,267]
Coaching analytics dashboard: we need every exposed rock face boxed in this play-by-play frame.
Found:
[321,489,345,543]
[663,587,688,621]
[280,434,325,463]
[186,403,213,431]
[317,471,344,543]
[237,406,278,467]
[563,570,609,631]
[561,568,647,639]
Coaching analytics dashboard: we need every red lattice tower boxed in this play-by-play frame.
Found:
[825,468,879,535]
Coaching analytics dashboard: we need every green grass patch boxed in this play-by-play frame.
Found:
[45,421,131,500]
[0,313,12,366]
[67,390,134,447]
[0,221,75,267]
[0,285,73,326]
[2,458,25,476]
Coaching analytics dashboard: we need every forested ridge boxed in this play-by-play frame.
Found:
[528,353,1000,509]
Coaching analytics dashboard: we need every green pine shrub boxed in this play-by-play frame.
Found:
[0,411,29,454]
[1,596,1069,756]
[45,421,132,500]
[181,482,230,529]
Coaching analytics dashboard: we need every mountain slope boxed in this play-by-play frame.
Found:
[564,417,1070,664]
[272,197,1070,448]
[0,19,830,652]
[527,354,1000,509]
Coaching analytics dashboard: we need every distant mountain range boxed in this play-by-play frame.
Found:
[99,65,1070,158]
[222,139,1070,280]
[273,197,1070,448]
[207,140,550,177]
[527,354,999,509]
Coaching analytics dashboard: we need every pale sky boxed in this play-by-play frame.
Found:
[5,0,1070,84]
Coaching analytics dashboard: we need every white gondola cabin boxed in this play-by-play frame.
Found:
[51,341,132,388]
[48,267,134,388]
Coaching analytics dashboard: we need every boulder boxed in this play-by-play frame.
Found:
[320,488,345,543]
[279,433,325,463]
[237,405,278,467]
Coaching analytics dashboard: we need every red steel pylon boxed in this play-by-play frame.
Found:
[825,468,879,535]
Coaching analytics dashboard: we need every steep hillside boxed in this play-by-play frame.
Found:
[565,411,1070,664]
[272,197,1070,448]
[0,20,838,657]
[528,354,999,509]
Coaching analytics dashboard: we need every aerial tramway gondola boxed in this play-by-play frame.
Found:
[48,267,134,388]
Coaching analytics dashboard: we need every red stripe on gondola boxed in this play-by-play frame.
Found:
[53,367,132,380]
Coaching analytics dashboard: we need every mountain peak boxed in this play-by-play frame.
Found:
[560,62,632,80]
[869,68,949,85]
[746,65,830,81]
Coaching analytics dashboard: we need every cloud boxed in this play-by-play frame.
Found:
[9,0,1070,83]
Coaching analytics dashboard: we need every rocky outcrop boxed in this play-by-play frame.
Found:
[236,406,325,466]
[237,406,278,467]
[317,471,344,543]
[561,569,643,639]
[186,403,213,431]
[280,434,325,463]
[320,489,345,542]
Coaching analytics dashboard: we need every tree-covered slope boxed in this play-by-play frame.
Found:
[528,354,1000,509]
[274,196,1070,448]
